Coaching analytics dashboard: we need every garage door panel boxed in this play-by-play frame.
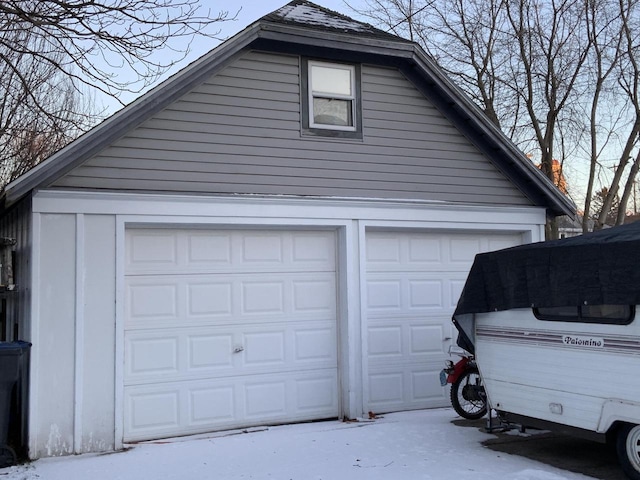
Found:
[449,237,484,265]
[128,282,179,321]
[127,230,179,269]
[241,274,336,317]
[188,334,234,369]
[368,372,404,405]
[366,274,465,313]
[412,370,441,401]
[296,376,337,411]
[124,228,338,442]
[365,230,522,413]
[189,386,236,425]
[126,273,335,329]
[127,335,180,376]
[368,321,447,364]
[126,230,336,275]
[366,232,521,273]
[124,369,339,442]
[409,324,446,355]
[245,381,287,417]
[126,389,181,435]
[188,282,233,316]
[241,280,285,314]
[244,331,285,365]
[368,363,447,412]
[408,280,444,309]
[125,322,336,383]
[294,327,336,362]
[450,279,466,308]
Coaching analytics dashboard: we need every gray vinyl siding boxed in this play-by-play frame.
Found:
[0,195,32,341]
[53,50,532,206]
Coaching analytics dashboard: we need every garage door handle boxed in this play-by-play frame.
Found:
[443,337,452,341]
[234,346,244,353]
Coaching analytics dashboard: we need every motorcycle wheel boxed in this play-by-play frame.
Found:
[616,423,640,480]
[450,366,487,420]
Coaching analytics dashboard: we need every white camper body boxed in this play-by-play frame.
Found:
[451,222,640,479]
[473,308,640,436]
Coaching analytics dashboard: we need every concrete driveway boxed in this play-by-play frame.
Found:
[455,418,626,480]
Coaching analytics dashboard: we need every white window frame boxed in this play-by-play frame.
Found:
[308,61,357,132]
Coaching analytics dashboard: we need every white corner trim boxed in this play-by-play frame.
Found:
[74,214,85,454]
[28,213,41,459]
[113,217,126,451]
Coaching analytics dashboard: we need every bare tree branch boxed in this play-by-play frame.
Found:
[0,0,236,188]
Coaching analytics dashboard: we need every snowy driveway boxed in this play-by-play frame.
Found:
[0,408,619,479]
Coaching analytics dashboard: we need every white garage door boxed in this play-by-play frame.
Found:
[123,228,338,442]
[364,230,521,413]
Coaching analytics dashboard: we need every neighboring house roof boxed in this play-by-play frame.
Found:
[0,0,575,217]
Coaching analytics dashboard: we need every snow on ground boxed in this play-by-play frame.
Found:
[1,408,594,480]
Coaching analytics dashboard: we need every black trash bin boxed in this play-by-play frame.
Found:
[0,341,30,468]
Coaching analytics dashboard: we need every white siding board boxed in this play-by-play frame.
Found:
[54,51,530,207]
[81,215,116,452]
[35,214,77,457]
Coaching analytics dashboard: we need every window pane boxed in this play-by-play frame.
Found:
[536,306,578,318]
[313,98,353,126]
[534,304,634,325]
[311,65,352,96]
[582,304,631,320]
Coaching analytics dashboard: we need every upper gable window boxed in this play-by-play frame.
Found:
[302,59,362,139]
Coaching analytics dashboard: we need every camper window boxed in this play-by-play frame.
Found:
[534,305,634,325]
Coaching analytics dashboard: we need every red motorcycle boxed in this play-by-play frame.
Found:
[440,347,487,420]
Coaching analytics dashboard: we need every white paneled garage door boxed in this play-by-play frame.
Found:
[364,230,521,413]
[123,228,338,442]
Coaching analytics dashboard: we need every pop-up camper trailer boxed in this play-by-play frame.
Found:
[452,222,640,480]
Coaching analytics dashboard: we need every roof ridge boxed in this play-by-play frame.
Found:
[261,0,404,41]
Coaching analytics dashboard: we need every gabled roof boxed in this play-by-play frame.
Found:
[1,0,575,217]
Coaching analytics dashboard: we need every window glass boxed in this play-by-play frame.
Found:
[313,98,352,126]
[534,304,634,325]
[582,304,631,320]
[307,61,356,131]
[310,65,352,96]
[536,306,577,318]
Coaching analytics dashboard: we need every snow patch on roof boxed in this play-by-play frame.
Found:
[275,3,372,32]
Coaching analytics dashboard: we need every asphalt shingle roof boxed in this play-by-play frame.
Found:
[262,0,405,42]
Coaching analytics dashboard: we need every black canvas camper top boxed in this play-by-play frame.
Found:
[452,222,640,351]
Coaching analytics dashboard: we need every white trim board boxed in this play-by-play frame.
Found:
[32,190,547,227]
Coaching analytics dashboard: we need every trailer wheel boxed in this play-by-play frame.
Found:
[616,423,640,480]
